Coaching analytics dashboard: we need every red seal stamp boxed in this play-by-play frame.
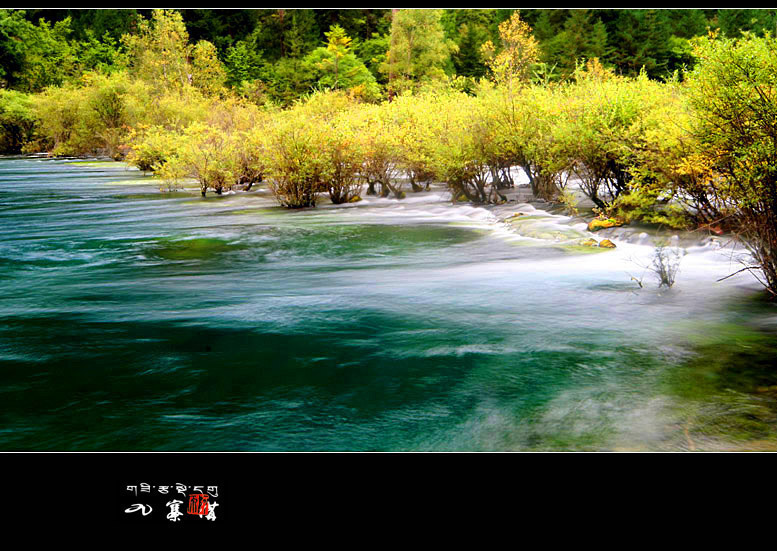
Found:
[187,493,209,516]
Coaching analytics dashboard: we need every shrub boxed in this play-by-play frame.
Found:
[477,83,569,201]
[31,81,97,156]
[420,90,506,204]
[157,122,238,196]
[684,32,777,297]
[125,125,182,172]
[387,92,439,192]
[31,71,153,158]
[320,116,364,204]
[651,238,685,288]
[263,111,328,208]
[0,89,36,153]
[353,102,405,199]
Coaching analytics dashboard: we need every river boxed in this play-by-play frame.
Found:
[1,157,776,451]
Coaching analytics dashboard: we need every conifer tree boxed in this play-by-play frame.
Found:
[381,9,456,97]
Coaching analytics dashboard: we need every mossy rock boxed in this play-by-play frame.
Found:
[598,238,616,248]
[455,193,469,202]
[348,195,362,203]
[396,191,406,200]
[581,238,599,247]
[588,218,624,231]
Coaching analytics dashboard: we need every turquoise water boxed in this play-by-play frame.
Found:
[1,157,776,451]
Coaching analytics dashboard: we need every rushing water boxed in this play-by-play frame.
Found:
[2,157,777,451]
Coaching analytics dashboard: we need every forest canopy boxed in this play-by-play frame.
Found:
[2,9,776,98]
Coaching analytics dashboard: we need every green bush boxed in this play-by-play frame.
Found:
[263,110,328,208]
[125,125,182,172]
[0,89,36,153]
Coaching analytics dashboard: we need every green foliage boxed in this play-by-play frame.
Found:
[72,30,125,75]
[541,9,608,79]
[716,9,777,39]
[253,9,320,62]
[607,10,674,78]
[122,9,226,95]
[179,9,259,52]
[354,32,390,85]
[551,62,666,210]
[27,9,141,43]
[223,37,268,88]
[159,122,240,195]
[398,88,505,204]
[31,71,152,158]
[610,186,689,229]
[1,8,733,100]
[320,109,365,204]
[0,9,77,92]
[442,9,499,80]
[0,89,36,153]
[126,125,182,172]
[685,31,777,297]
[381,9,458,97]
[304,25,381,101]
[263,57,315,106]
[261,92,347,208]
[131,95,269,194]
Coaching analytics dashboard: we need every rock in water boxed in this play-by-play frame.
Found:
[588,217,623,231]
[599,239,616,248]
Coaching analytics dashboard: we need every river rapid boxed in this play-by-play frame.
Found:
[2,157,777,451]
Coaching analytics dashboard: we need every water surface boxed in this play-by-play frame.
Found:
[2,157,776,451]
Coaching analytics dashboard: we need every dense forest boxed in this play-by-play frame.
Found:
[1,9,777,297]
[3,9,777,100]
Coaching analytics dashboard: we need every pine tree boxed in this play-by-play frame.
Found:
[542,9,608,79]
[318,25,353,89]
[381,9,457,97]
